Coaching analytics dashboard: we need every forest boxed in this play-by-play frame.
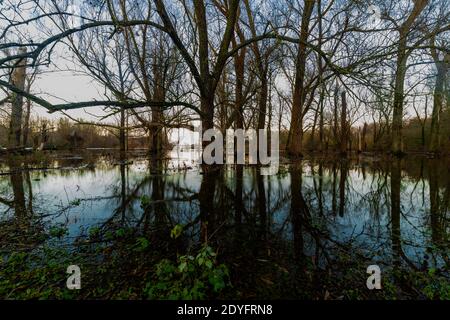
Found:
[0,0,449,302]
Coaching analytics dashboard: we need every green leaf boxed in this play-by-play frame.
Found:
[178,261,187,273]
[134,237,150,251]
[170,224,184,239]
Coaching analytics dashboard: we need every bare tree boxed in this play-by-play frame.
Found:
[8,48,26,148]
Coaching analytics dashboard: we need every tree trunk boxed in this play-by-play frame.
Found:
[8,48,27,148]
[310,109,318,150]
[290,164,307,263]
[317,0,325,153]
[198,168,219,242]
[120,108,126,154]
[340,91,348,155]
[421,124,426,150]
[287,0,315,157]
[333,86,339,150]
[332,163,337,215]
[362,122,368,152]
[357,127,362,153]
[201,94,215,145]
[338,160,347,217]
[429,53,449,152]
[391,39,408,155]
[149,106,164,155]
[149,48,166,156]
[8,159,27,221]
[391,0,428,155]
[234,42,246,130]
[235,164,243,224]
[257,70,268,132]
[22,98,31,147]
[243,0,269,160]
[390,159,402,268]
[256,169,267,241]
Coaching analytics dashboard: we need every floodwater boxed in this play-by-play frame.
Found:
[0,150,448,299]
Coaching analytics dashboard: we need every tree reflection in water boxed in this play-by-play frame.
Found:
[0,152,448,299]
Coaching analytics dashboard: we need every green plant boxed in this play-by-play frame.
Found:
[144,245,230,300]
[0,248,78,299]
[69,199,81,206]
[49,225,68,238]
[419,268,450,299]
[134,237,150,252]
[170,224,183,239]
[88,226,101,238]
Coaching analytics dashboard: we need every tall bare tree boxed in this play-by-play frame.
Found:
[287,0,315,157]
[8,48,27,148]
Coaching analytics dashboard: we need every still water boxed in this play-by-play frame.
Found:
[0,150,448,299]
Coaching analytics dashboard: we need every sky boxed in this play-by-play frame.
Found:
[1,0,441,134]
[33,69,109,121]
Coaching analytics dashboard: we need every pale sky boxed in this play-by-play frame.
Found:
[33,70,110,121]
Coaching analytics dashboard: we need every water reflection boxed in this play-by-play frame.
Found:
[0,152,448,298]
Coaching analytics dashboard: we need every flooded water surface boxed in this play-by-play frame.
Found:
[0,151,448,299]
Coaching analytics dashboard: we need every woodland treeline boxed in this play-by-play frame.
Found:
[0,117,120,149]
[0,0,449,157]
